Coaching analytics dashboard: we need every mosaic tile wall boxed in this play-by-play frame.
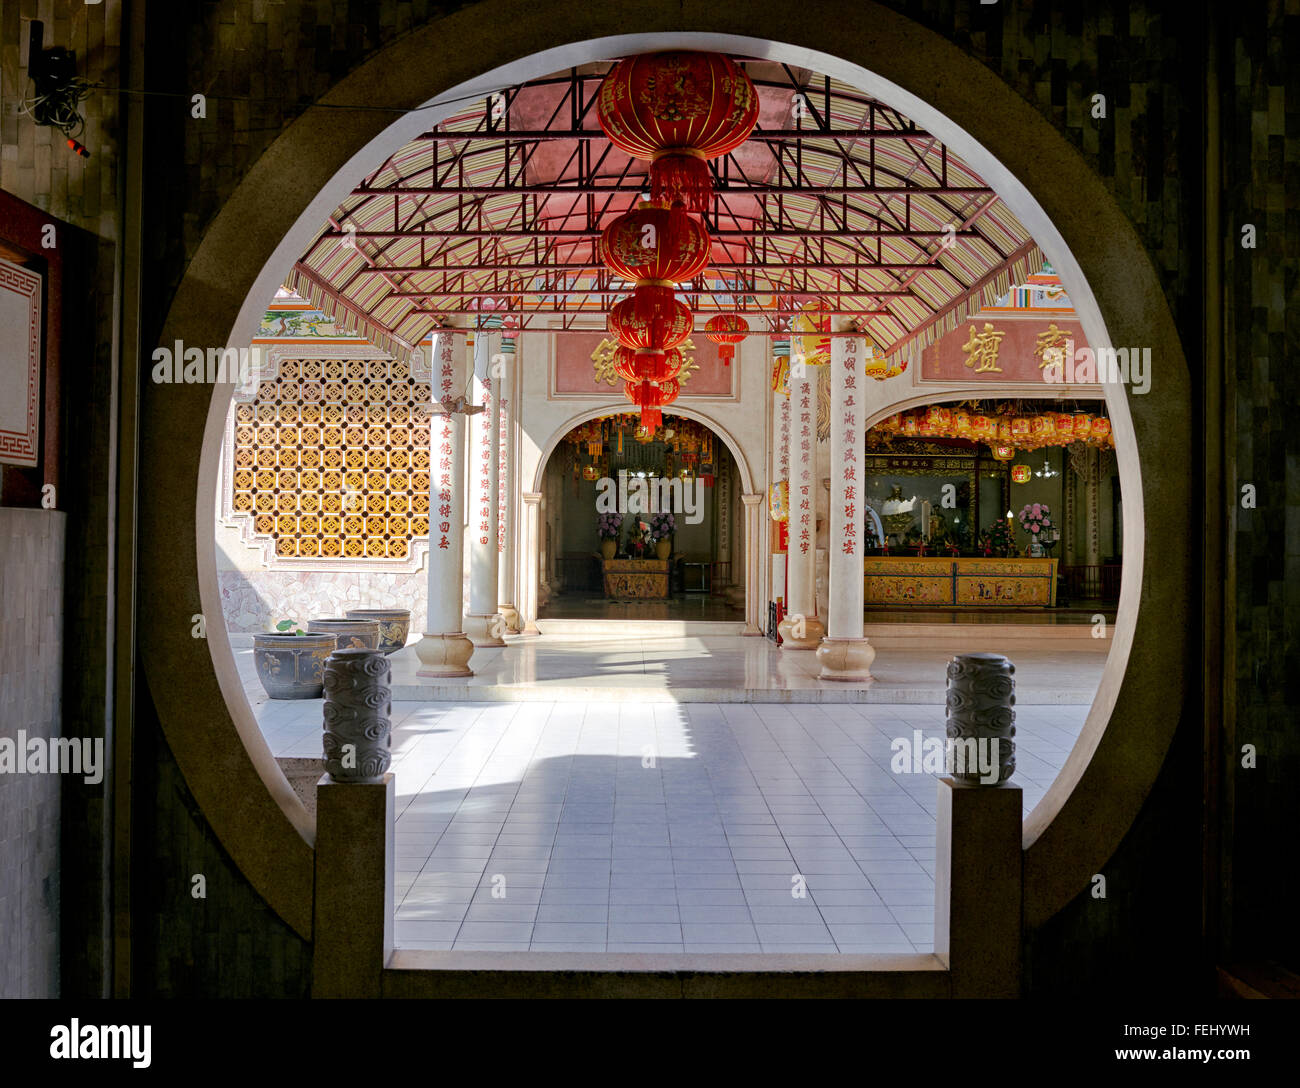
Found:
[1,0,124,998]
[231,356,433,561]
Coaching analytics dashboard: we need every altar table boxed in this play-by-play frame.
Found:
[602,558,670,600]
[863,556,1059,607]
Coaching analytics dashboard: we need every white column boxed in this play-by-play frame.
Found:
[741,493,765,635]
[465,328,505,646]
[497,344,519,631]
[415,333,474,677]
[817,323,875,680]
[520,491,543,634]
[778,360,824,650]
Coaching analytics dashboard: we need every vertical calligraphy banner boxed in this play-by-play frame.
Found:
[435,340,455,552]
[796,372,814,560]
[828,333,865,638]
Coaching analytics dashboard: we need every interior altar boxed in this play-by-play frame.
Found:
[863,556,1059,607]
[602,558,670,600]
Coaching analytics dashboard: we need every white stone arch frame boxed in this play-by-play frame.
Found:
[530,402,757,494]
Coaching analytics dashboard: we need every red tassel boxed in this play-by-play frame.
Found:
[651,153,712,213]
[719,344,734,367]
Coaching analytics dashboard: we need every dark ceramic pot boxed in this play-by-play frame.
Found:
[252,632,337,699]
[307,617,381,650]
[344,608,412,655]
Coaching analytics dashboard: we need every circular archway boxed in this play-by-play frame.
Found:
[141,3,1190,943]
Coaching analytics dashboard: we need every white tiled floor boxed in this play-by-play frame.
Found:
[250,684,1088,954]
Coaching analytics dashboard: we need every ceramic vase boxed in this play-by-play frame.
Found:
[307,617,381,651]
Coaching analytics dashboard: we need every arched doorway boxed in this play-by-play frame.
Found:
[533,410,753,627]
[140,9,1190,964]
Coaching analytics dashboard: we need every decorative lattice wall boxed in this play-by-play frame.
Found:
[230,356,433,560]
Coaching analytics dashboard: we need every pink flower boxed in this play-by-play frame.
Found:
[1031,503,1042,517]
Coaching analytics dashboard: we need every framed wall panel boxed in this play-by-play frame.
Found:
[0,257,43,469]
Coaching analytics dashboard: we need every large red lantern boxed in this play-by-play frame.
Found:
[607,295,693,356]
[704,313,747,367]
[613,345,684,384]
[600,203,711,286]
[597,52,760,212]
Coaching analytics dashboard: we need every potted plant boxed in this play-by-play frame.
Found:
[597,512,622,560]
[648,511,676,559]
[252,621,337,699]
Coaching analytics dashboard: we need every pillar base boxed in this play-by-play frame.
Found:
[498,602,520,633]
[816,636,875,681]
[463,613,507,647]
[777,613,825,650]
[415,632,474,676]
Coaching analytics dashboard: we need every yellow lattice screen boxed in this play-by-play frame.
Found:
[231,357,432,559]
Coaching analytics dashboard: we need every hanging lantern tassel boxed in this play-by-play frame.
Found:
[641,406,662,435]
[651,150,712,214]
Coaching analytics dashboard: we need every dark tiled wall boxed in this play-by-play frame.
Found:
[1220,2,1299,969]
[0,510,66,998]
[0,0,124,997]
[15,0,1280,993]
[130,674,312,998]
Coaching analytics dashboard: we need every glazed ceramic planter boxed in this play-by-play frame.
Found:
[307,617,381,650]
[600,538,617,560]
[252,632,337,700]
[655,538,672,560]
[344,608,411,655]
[944,652,1016,785]
[322,647,392,783]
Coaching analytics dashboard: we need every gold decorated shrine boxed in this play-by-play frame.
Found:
[602,558,670,599]
[863,556,1059,607]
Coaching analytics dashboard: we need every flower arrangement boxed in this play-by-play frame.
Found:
[647,511,676,542]
[979,521,1014,557]
[597,512,623,540]
[628,520,651,555]
[1017,502,1053,537]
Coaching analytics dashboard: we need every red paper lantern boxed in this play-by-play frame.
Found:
[623,378,681,434]
[704,313,748,366]
[596,52,760,212]
[600,203,711,285]
[608,294,693,353]
[613,345,684,384]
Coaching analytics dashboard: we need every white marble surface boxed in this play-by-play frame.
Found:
[248,695,1085,955]
[387,632,1105,703]
[234,632,1098,956]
